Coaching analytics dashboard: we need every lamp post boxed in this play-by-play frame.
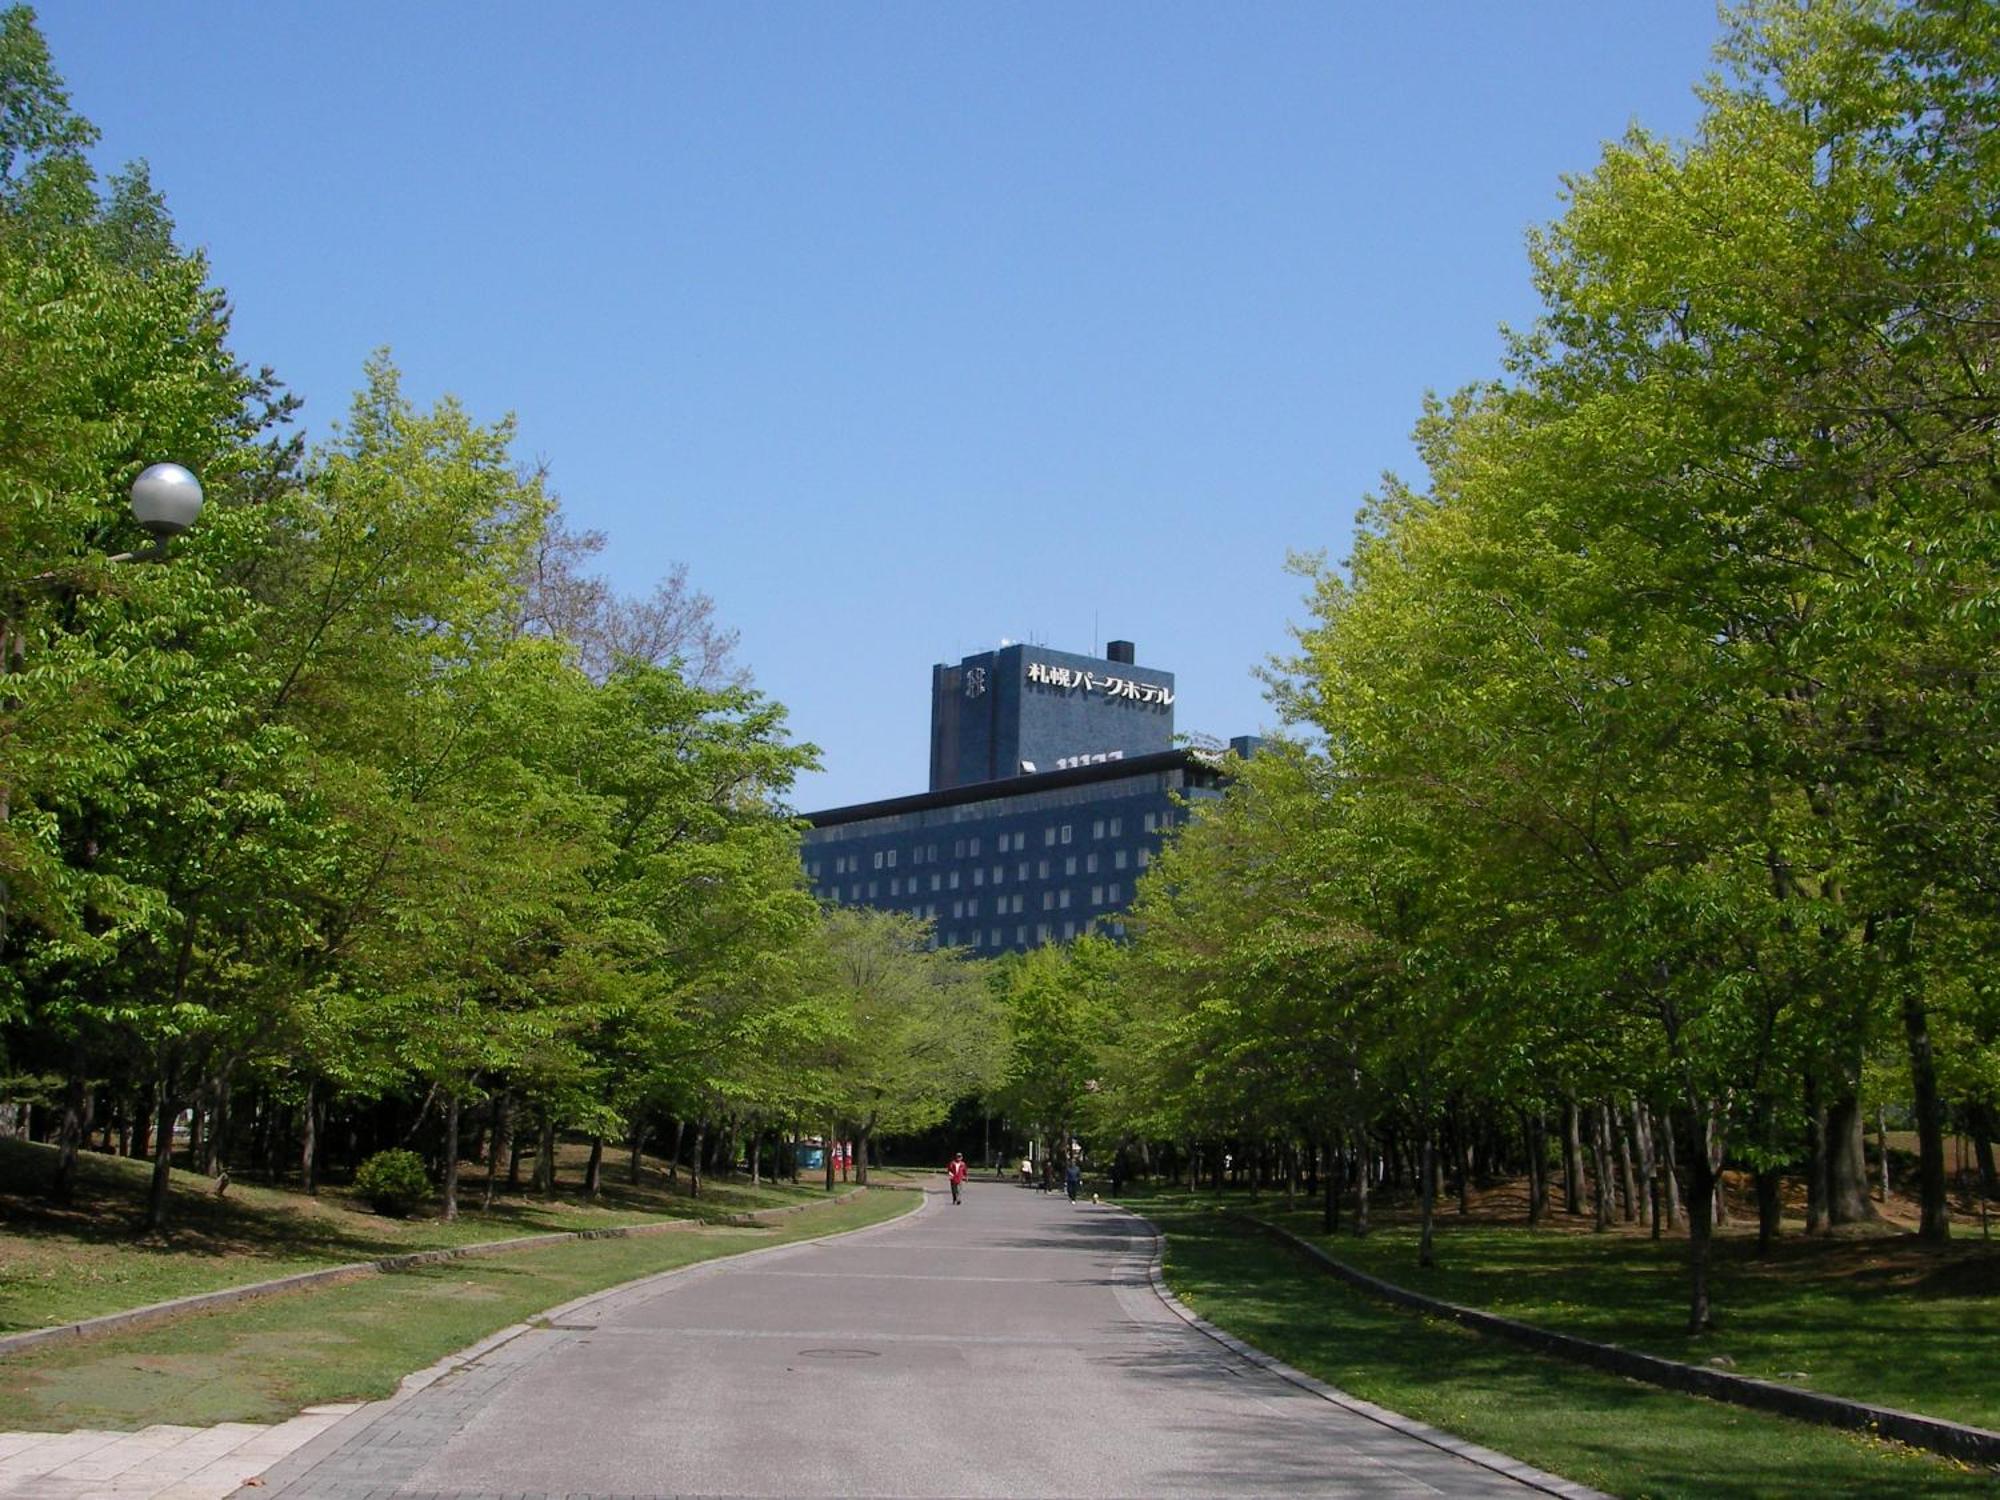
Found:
[116,462,205,561]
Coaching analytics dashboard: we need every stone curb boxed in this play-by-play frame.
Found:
[231,1184,933,1497]
[1242,1212,2000,1469]
[1119,1205,1609,1499]
[0,1185,868,1361]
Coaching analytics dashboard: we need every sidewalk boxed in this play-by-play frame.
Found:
[0,1405,357,1499]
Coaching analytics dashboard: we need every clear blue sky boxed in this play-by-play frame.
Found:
[39,3,1725,810]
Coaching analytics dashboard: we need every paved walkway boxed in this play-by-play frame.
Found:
[0,1404,360,1498]
[223,1181,1583,1499]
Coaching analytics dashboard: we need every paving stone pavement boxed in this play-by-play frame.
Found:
[0,1404,361,1498]
[225,1182,1598,1499]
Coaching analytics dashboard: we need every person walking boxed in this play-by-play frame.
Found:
[1064,1154,1082,1203]
[948,1151,968,1205]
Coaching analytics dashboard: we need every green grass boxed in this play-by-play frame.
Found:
[1210,1196,2000,1433]
[0,1186,912,1431]
[1146,1203,1997,1500]
[0,1135,863,1332]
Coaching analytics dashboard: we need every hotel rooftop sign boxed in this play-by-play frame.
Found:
[1026,660,1174,707]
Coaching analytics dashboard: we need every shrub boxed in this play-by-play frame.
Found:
[353,1149,431,1217]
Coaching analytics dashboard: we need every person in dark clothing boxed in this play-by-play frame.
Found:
[1065,1156,1082,1202]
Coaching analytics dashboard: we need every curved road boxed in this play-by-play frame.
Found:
[245,1180,1580,1499]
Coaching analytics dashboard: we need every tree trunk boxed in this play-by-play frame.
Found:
[629,1119,649,1186]
[1630,1098,1657,1232]
[131,1081,153,1161]
[1806,1079,1829,1234]
[1901,985,1951,1242]
[1562,1100,1585,1215]
[1826,1095,1876,1223]
[668,1118,686,1185]
[749,1121,762,1186]
[1877,1101,1892,1203]
[49,1056,89,1204]
[689,1121,706,1199]
[855,1118,873,1187]
[585,1134,604,1198]
[302,1077,321,1195]
[506,1099,525,1190]
[1418,1126,1438,1267]
[534,1115,557,1199]
[1655,1107,1683,1229]
[824,1121,836,1192]
[1352,1126,1370,1237]
[483,1094,508,1210]
[1678,1103,1716,1334]
[1967,1102,1998,1202]
[146,1060,179,1234]
[1588,1105,1612,1232]
[441,1093,461,1222]
[1614,1106,1638,1223]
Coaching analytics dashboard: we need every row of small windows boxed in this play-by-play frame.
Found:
[810,812,1174,878]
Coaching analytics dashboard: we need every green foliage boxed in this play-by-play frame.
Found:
[351,1149,430,1218]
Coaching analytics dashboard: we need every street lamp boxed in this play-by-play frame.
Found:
[118,463,205,559]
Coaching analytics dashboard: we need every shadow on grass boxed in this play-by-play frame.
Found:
[1146,1205,1998,1500]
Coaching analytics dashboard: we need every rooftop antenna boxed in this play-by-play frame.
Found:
[1093,610,1099,657]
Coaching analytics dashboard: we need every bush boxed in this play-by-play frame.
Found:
[353,1149,431,1217]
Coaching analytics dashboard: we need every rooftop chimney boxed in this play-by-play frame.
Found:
[1106,639,1135,664]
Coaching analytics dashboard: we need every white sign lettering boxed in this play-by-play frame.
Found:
[1025,661,1174,707]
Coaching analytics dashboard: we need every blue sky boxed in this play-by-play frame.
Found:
[40,3,1725,810]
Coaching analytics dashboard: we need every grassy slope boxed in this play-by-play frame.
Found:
[0,1188,912,1431]
[1150,1204,1997,1500]
[1254,1206,2000,1432]
[0,1136,858,1331]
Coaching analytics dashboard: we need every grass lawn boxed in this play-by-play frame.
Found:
[1146,1203,1997,1500]
[0,1135,862,1333]
[0,1186,912,1431]
[1200,1189,2000,1434]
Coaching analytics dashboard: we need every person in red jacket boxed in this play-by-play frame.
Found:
[948,1152,968,1205]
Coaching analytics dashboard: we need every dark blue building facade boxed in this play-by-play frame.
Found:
[805,637,1255,953]
[801,750,1225,953]
[928,640,1174,791]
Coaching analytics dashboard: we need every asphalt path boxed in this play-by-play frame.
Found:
[246,1180,1580,1499]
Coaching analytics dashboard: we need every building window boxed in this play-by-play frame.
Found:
[1109,882,1122,902]
[991,929,1002,948]
[973,868,985,886]
[1092,819,1104,839]
[1038,859,1050,879]
[1062,920,1075,940]
[947,871,959,889]
[931,874,942,892]
[850,883,861,899]
[1091,885,1104,905]
[1044,827,1056,847]
[886,849,897,868]
[969,837,981,856]
[1144,812,1157,832]
[867,881,879,898]
[890,877,901,896]
[1115,850,1129,870]
[967,897,979,917]
[1137,849,1151,868]
[1016,925,1028,945]
[1043,891,1055,911]
[873,851,884,869]
[954,838,966,858]
[1037,922,1051,943]
[1060,824,1072,844]
[1018,861,1029,881]
[1064,856,1077,876]
[993,865,1004,884]
[1109,817,1123,836]
[1058,890,1071,909]
[1086,853,1099,874]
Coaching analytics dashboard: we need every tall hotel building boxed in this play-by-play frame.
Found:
[801,640,1255,952]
